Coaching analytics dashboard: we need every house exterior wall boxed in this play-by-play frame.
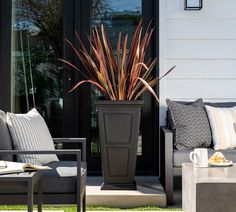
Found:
[159,0,236,125]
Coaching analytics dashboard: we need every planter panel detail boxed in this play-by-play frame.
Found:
[97,100,143,190]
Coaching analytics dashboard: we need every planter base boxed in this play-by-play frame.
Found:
[101,181,137,190]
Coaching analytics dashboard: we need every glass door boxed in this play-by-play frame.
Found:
[9,0,158,175]
[10,0,91,142]
[85,0,159,175]
[90,0,142,155]
[11,0,65,137]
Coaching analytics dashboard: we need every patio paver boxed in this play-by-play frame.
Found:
[87,176,166,208]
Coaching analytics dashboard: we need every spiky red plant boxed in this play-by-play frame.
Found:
[60,20,175,101]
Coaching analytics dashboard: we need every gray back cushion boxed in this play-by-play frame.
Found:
[205,102,236,108]
[7,108,59,165]
[167,99,212,150]
[0,110,13,161]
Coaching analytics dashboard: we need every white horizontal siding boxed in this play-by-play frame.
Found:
[166,60,236,79]
[166,20,236,40]
[166,40,236,59]
[165,79,236,99]
[160,0,236,125]
[164,98,236,102]
[166,0,236,20]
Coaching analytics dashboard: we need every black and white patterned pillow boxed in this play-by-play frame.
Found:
[166,99,212,150]
[167,99,204,129]
[6,109,59,165]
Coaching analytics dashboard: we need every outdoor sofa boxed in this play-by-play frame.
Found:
[0,110,87,212]
[160,101,236,204]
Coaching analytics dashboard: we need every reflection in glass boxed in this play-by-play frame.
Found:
[91,0,142,156]
[11,0,63,137]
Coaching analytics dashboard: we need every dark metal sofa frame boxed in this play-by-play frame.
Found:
[0,138,87,212]
[160,127,174,205]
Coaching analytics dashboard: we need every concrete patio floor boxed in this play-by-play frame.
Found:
[0,178,183,212]
[87,176,167,208]
[0,210,181,212]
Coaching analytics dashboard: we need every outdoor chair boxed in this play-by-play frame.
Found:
[0,110,87,212]
[160,101,236,205]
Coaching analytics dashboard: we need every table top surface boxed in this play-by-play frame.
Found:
[0,171,41,181]
[183,163,236,183]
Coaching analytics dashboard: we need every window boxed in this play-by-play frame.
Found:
[11,0,63,137]
[90,0,142,156]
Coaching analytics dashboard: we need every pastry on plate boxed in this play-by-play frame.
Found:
[208,152,227,163]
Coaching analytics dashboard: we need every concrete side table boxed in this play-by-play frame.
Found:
[0,171,42,212]
[183,163,236,212]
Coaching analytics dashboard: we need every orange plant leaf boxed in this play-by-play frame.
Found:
[68,80,109,98]
[136,77,159,102]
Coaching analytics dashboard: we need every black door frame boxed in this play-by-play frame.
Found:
[138,0,159,176]
[0,0,159,176]
[0,0,86,136]
[77,0,160,175]
[0,0,12,112]
[62,0,91,138]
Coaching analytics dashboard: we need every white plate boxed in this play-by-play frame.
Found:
[208,160,233,167]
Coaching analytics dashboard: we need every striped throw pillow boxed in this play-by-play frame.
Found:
[205,105,236,150]
[6,108,59,164]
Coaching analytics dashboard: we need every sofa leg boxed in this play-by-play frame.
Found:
[77,197,81,212]
[166,189,174,205]
[83,192,86,212]
[165,172,174,205]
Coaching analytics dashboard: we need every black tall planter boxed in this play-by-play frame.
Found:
[96,100,144,190]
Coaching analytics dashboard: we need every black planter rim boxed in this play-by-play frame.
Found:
[96,100,144,106]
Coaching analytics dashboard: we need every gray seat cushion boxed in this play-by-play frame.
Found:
[0,161,86,194]
[174,149,236,167]
[42,161,86,193]
[0,110,13,161]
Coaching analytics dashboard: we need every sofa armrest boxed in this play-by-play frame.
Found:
[161,127,174,154]
[53,138,86,162]
[0,149,85,202]
[160,127,174,170]
[0,149,82,165]
[160,126,174,204]
[0,149,82,177]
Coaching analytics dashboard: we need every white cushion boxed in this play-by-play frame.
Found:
[205,105,236,150]
[6,108,59,164]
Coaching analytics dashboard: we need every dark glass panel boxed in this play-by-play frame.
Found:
[11,0,63,137]
[90,0,142,156]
